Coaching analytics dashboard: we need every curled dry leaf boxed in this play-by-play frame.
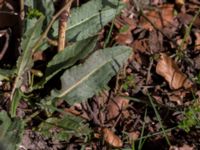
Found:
[156,53,193,89]
[107,96,129,120]
[102,128,123,148]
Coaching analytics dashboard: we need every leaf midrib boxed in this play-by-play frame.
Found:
[68,8,115,31]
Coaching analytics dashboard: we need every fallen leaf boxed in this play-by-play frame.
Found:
[115,32,133,44]
[140,4,174,31]
[194,31,200,50]
[33,51,45,61]
[107,96,129,120]
[114,17,136,44]
[156,53,193,89]
[169,144,194,150]
[102,128,123,148]
[175,0,185,6]
[128,131,140,142]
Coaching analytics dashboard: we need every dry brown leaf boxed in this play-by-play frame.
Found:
[115,32,133,44]
[107,96,129,120]
[140,4,174,31]
[103,128,123,148]
[156,53,193,89]
[175,0,185,6]
[114,17,136,44]
[33,51,45,61]
[194,31,200,50]
[169,144,194,150]
[128,131,140,142]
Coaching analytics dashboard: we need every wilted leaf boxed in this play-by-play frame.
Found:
[156,53,193,89]
[103,128,123,148]
[107,96,129,120]
[52,0,124,41]
[51,46,131,105]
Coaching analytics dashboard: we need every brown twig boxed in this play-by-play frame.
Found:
[0,29,11,60]
[19,0,24,20]
[58,0,73,51]
[31,0,74,53]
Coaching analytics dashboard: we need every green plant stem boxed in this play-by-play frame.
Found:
[147,92,171,146]
[138,108,147,150]
[20,0,24,20]
[136,127,176,141]
[24,110,41,123]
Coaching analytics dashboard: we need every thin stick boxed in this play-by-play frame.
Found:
[19,0,24,20]
[58,0,73,51]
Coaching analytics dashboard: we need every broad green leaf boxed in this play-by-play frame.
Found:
[16,16,44,88]
[52,46,131,105]
[52,0,124,41]
[34,36,97,89]
[45,36,98,82]
[39,114,91,141]
[11,16,45,117]
[0,111,24,150]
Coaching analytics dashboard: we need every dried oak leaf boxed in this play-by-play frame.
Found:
[140,4,174,31]
[107,96,129,120]
[156,53,193,89]
[114,17,136,44]
[102,128,123,148]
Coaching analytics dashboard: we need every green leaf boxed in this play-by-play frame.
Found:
[39,114,91,141]
[46,36,97,81]
[16,16,44,87]
[0,111,24,150]
[52,46,131,105]
[11,16,45,117]
[10,88,23,117]
[0,68,15,81]
[52,0,124,41]
[34,36,97,89]
[25,0,54,22]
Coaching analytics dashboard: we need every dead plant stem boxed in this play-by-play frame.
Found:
[58,0,73,51]
[31,0,74,53]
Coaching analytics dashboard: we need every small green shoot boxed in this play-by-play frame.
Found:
[122,75,135,91]
[178,101,200,132]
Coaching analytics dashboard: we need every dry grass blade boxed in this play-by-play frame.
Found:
[58,0,73,51]
[156,53,193,89]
